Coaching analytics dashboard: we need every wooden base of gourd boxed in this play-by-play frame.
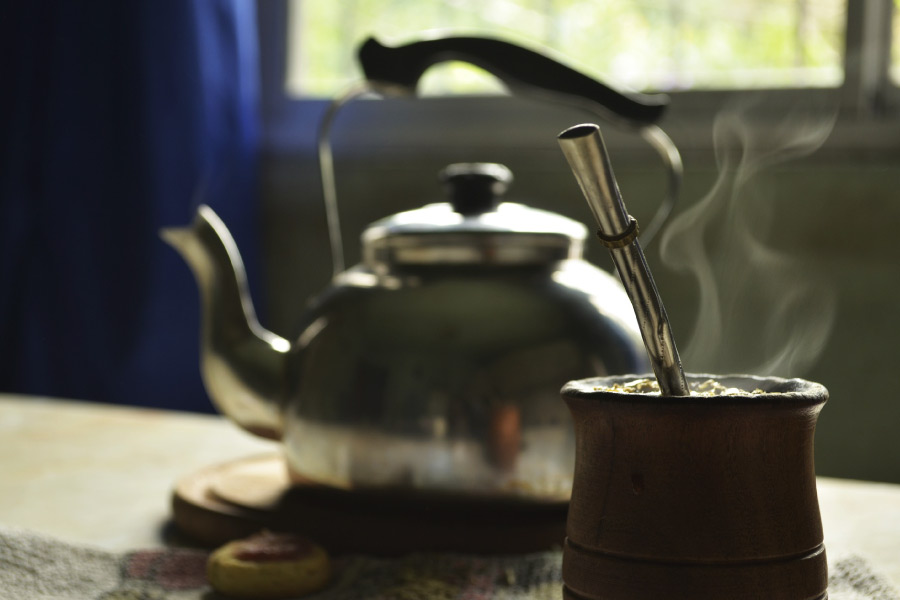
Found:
[562,539,828,600]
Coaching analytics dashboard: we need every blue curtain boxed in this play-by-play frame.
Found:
[0,1,263,412]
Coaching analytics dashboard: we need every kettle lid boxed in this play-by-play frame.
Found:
[362,163,586,266]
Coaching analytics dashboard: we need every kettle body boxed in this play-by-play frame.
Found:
[282,258,646,499]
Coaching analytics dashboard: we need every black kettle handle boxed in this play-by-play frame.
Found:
[358,36,668,126]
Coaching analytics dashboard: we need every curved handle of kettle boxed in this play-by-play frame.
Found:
[318,36,681,275]
[358,36,668,126]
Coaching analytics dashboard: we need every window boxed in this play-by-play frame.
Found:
[286,0,848,98]
[257,0,900,156]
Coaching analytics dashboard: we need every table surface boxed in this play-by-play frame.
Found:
[2,395,899,587]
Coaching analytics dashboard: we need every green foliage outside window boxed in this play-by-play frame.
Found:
[287,0,846,97]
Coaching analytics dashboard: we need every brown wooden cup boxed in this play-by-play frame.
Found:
[561,374,828,600]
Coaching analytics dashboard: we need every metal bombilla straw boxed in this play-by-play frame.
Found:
[558,123,690,397]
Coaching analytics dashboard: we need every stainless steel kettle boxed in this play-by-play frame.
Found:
[162,36,682,502]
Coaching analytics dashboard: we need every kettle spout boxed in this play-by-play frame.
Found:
[162,205,290,440]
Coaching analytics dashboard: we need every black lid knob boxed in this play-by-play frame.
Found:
[440,163,513,216]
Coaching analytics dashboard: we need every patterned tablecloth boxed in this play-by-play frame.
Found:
[1,525,898,600]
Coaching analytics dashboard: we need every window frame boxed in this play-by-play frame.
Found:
[256,0,900,162]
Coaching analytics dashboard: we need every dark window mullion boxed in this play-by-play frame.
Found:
[841,0,893,116]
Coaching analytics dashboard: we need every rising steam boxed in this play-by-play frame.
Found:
[659,98,837,377]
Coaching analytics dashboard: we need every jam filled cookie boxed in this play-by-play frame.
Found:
[207,531,331,599]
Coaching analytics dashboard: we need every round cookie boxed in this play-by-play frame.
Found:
[207,530,331,599]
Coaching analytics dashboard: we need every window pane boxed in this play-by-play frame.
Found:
[287,0,845,97]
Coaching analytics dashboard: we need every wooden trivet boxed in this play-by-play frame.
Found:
[172,453,568,555]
